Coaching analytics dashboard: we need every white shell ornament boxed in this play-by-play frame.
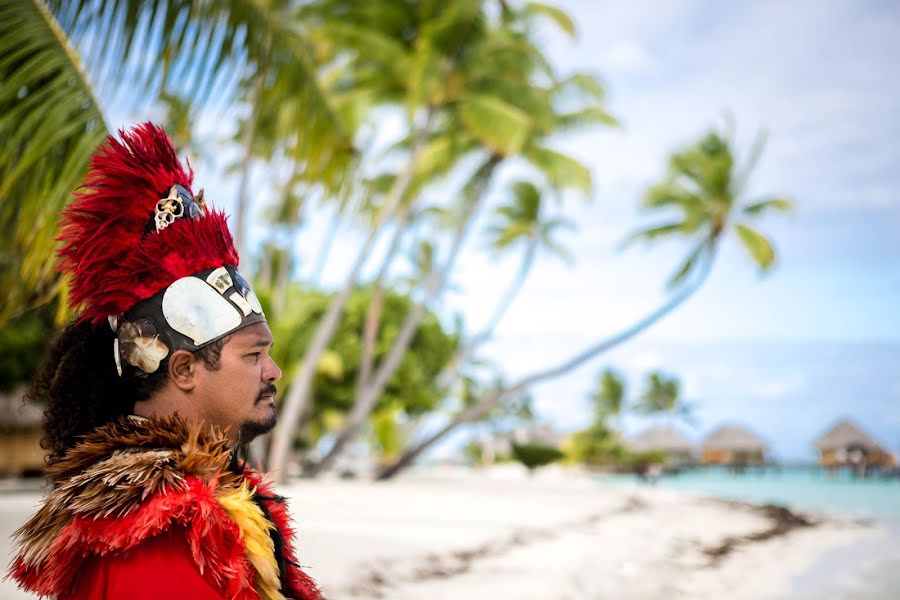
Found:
[229,291,252,316]
[205,266,234,295]
[162,276,242,346]
[246,289,264,315]
[118,320,170,374]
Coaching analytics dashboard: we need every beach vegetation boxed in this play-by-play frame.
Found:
[510,442,564,473]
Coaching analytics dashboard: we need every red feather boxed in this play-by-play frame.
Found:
[57,123,239,324]
[245,470,323,600]
[10,476,259,599]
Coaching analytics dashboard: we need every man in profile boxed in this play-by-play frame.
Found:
[8,123,320,599]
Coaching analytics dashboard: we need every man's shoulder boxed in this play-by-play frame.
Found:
[64,526,227,599]
[25,414,238,544]
[9,416,252,598]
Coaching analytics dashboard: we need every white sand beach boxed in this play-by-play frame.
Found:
[1,466,892,599]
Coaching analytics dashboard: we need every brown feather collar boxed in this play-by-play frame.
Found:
[12,414,241,571]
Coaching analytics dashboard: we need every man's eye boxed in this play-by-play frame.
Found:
[248,352,261,359]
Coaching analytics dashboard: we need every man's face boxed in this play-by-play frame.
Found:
[191,321,282,443]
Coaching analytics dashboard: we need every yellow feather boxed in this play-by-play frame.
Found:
[218,481,286,600]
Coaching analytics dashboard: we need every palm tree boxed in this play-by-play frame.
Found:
[590,368,626,428]
[0,0,351,325]
[301,4,615,477]
[633,371,692,426]
[472,180,573,351]
[376,124,790,480]
[268,0,496,478]
[434,179,573,391]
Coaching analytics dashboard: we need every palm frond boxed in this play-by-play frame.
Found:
[734,223,776,271]
[552,73,608,103]
[2,0,355,323]
[458,93,532,157]
[732,127,767,196]
[621,221,688,248]
[0,0,106,322]
[666,240,708,290]
[521,144,591,195]
[742,196,792,216]
[520,2,577,37]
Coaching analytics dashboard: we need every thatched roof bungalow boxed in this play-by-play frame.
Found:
[628,427,694,465]
[701,425,767,466]
[814,418,895,469]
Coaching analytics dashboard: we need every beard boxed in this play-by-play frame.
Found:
[237,383,278,443]
[238,409,277,443]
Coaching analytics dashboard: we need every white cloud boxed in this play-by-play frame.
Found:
[755,378,809,400]
[595,41,654,73]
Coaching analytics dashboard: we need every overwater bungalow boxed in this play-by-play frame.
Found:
[701,425,767,468]
[814,418,895,473]
[628,426,694,466]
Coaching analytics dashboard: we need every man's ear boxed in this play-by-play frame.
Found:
[167,350,197,391]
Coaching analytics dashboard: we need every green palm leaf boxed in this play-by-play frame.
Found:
[666,241,708,290]
[1,0,353,324]
[627,125,790,290]
[742,197,792,216]
[591,368,625,421]
[458,93,532,157]
[734,224,776,271]
[521,2,577,37]
[623,221,687,246]
[521,144,591,194]
[0,0,106,322]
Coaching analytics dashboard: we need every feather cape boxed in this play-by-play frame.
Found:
[7,416,319,600]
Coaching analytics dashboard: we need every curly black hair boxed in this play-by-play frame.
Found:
[28,320,226,466]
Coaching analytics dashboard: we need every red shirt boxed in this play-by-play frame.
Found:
[63,527,225,600]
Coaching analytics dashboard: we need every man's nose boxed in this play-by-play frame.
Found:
[264,355,283,383]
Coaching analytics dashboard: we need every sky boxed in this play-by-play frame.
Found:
[466,0,900,460]
[115,1,900,461]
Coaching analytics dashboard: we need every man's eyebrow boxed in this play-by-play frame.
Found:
[248,338,274,349]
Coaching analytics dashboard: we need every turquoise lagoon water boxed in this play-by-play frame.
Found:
[594,466,900,520]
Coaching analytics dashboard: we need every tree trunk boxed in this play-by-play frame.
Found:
[478,236,538,345]
[234,67,266,262]
[376,243,717,480]
[442,236,538,387]
[307,155,502,476]
[356,212,411,396]
[310,207,341,287]
[273,164,305,311]
[268,111,434,481]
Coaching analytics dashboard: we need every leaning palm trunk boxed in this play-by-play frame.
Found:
[309,208,341,287]
[376,242,717,480]
[272,162,305,311]
[356,211,412,396]
[441,235,539,387]
[234,68,266,261]
[477,236,539,346]
[268,112,434,480]
[307,155,503,476]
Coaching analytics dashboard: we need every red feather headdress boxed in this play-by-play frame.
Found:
[57,123,239,325]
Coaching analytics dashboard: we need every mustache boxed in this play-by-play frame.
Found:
[256,383,277,402]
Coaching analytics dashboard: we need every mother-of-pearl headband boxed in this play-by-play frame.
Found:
[110,265,265,376]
